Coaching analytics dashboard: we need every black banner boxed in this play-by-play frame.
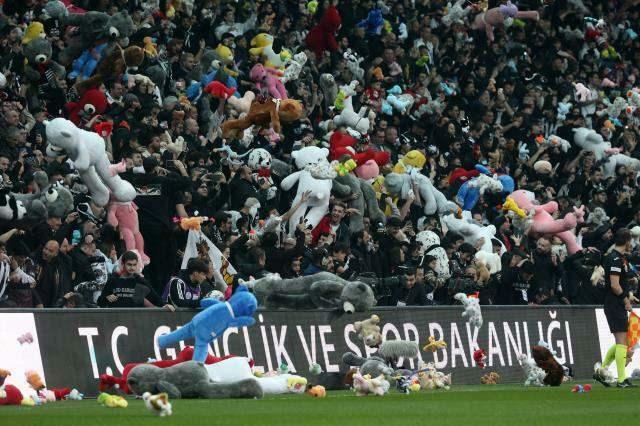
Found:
[24,306,600,396]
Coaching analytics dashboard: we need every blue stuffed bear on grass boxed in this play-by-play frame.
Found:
[158,286,258,362]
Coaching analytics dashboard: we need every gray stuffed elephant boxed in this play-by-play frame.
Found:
[127,361,263,399]
[250,271,375,313]
[334,174,385,233]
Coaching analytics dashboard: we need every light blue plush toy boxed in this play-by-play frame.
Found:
[158,286,257,362]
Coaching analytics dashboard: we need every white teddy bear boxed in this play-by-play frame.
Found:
[45,118,136,206]
[441,210,504,255]
[454,293,483,329]
[573,127,640,177]
[281,146,336,235]
[517,353,546,387]
[333,81,375,135]
[282,52,308,84]
[343,49,365,82]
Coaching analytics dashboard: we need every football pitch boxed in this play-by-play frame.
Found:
[3,385,638,426]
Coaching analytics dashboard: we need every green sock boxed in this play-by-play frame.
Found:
[615,344,628,383]
[602,344,617,368]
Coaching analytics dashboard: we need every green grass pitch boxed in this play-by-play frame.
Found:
[2,385,639,426]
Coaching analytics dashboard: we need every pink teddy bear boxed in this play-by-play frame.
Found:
[250,63,288,100]
[473,1,539,42]
[107,200,150,265]
[508,190,585,254]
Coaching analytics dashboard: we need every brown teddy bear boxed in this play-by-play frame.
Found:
[221,99,303,140]
[532,345,564,386]
[76,45,145,94]
[480,371,500,385]
[354,314,382,348]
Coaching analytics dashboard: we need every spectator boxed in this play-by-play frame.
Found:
[163,257,210,308]
[36,240,73,308]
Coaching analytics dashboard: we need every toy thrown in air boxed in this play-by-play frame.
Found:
[472,1,539,42]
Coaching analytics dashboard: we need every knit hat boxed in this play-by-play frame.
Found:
[123,93,140,108]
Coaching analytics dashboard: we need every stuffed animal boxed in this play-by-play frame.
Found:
[517,353,546,386]
[0,384,31,406]
[414,363,452,390]
[442,0,473,26]
[25,371,45,391]
[305,4,342,59]
[66,88,108,126]
[474,349,487,369]
[480,372,500,385]
[385,86,413,114]
[222,99,302,140]
[22,21,46,45]
[250,272,375,313]
[75,45,144,94]
[0,189,27,221]
[456,173,503,211]
[282,52,308,84]
[107,198,150,265]
[355,159,380,181]
[143,37,157,57]
[97,392,128,408]
[357,8,384,36]
[354,315,382,347]
[343,49,365,82]
[333,83,375,135]
[329,131,390,167]
[157,286,257,362]
[143,392,172,416]
[23,37,66,107]
[227,91,256,114]
[442,211,501,254]
[557,101,572,121]
[573,82,594,103]
[334,173,386,233]
[385,173,458,216]
[127,361,263,399]
[573,127,640,178]
[352,373,390,396]
[423,336,447,352]
[307,385,326,397]
[506,190,585,255]
[319,74,338,107]
[204,81,236,99]
[532,345,564,386]
[415,231,451,279]
[45,118,136,206]
[250,63,287,99]
[454,293,483,328]
[597,96,628,119]
[280,146,336,234]
[472,1,539,42]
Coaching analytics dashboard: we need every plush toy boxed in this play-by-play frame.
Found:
[334,173,386,233]
[99,346,240,394]
[250,63,287,99]
[305,4,342,59]
[0,189,27,221]
[0,384,31,406]
[357,8,384,36]
[25,371,45,391]
[319,74,339,107]
[250,272,375,312]
[279,146,336,233]
[480,372,500,384]
[352,373,390,396]
[506,190,585,255]
[143,392,172,416]
[227,91,256,114]
[517,353,546,386]
[415,231,451,279]
[423,336,447,352]
[329,131,390,167]
[454,293,483,328]
[143,37,157,57]
[474,349,487,369]
[222,99,302,140]
[573,82,593,103]
[442,0,473,26]
[157,286,256,362]
[97,392,128,408]
[573,127,640,178]
[212,44,239,77]
[307,385,326,397]
[22,21,46,45]
[557,101,572,121]
[204,81,237,99]
[597,96,628,119]
[442,211,500,254]
[392,150,426,175]
[66,88,108,126]
[45,118,136,206]
[333,85,374,135]
[354,315,382,347]
[472,1,539,42]
[456,173,503,211]
[127,361,263,399]
[23,37,66,107]
[282,52,308,84]
[385,173,458,216]
[355,159,380,181]
[13,171,70,220]
[186,63,239,102]
[107,198,150,265]
[76,45,144,94]
[385,86,413,114]
[343,49,365,82]
[414,363,452,390]
[532,345,565,386]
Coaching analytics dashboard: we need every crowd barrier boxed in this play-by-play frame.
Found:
[1,306,637,396]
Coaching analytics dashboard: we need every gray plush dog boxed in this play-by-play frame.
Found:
[250,272,375,313]
[127,361,263,399]
[343,340,419,377]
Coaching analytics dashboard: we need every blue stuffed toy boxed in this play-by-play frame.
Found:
[157,285,258,362]
[357,8,384,36]
[68,43,108,81]
[186,69,240,102]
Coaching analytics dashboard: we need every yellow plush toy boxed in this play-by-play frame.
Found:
[392,150,427,174]
[22,21,45,45]
[335,159,358,176]
[248,33,291,70]
[97,392,128,408]
[422,336,447,353]
[249,33,273,57]
[307,385,326,397]
[143,37,157,57]
[214,44,239,77]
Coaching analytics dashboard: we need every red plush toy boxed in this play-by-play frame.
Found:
[329,131,390,166]
[449,167,481,186]
[66,88,108,126]
[305,4,341,59]
[205,81,237,99]
[473,348,487,369]
[98,346,249,394]
[0,384,24,405]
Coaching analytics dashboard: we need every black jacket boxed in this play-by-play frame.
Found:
[98,274,164,308]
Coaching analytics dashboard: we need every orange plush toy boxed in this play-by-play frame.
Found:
[25,371,45,391]
[221,99,303,140]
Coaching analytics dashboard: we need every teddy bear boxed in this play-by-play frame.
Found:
[76,45,144,94]
[385,85,414,114]
[557,101,572,121]
[573,82,594,103]
[0,189,27,222]
[472,0,539,42]
[357,7,384,36]
[305,4,342,59]
[355,159,380,181]
[597,96,628,119]
[573,127,640,177]
[352,373,390,396]
[343,49,365,83]
[282,52,308,84]
[480,372,500,385]
[227,91,256,114]
[506,190,585,255]
[66,88,108,126]
[222,99,302,140]
[333,82,376,135]
[204,81,236,99]
[415,230,451,278]
[108,197,150,266]
[385,172,458,216]
[186,52,239,102]
[23,37,66,108]
[354,314,382,348]
[249,272,375,313]
[126,361,263,399]
[158,286,257,362]
[454,293,483,328]
[422,336,447,352]
[442,0,473,26]
[319,74,339,107]
[442,211,501,254]
[532,345,565,386]
[45,118,136,206]
[250,63,287,99]
[517,353,546,387]
[279,146,336,233]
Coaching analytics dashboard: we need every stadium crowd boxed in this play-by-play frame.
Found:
[0,0,639,310]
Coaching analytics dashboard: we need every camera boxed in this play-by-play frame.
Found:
[353,273,405,301]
